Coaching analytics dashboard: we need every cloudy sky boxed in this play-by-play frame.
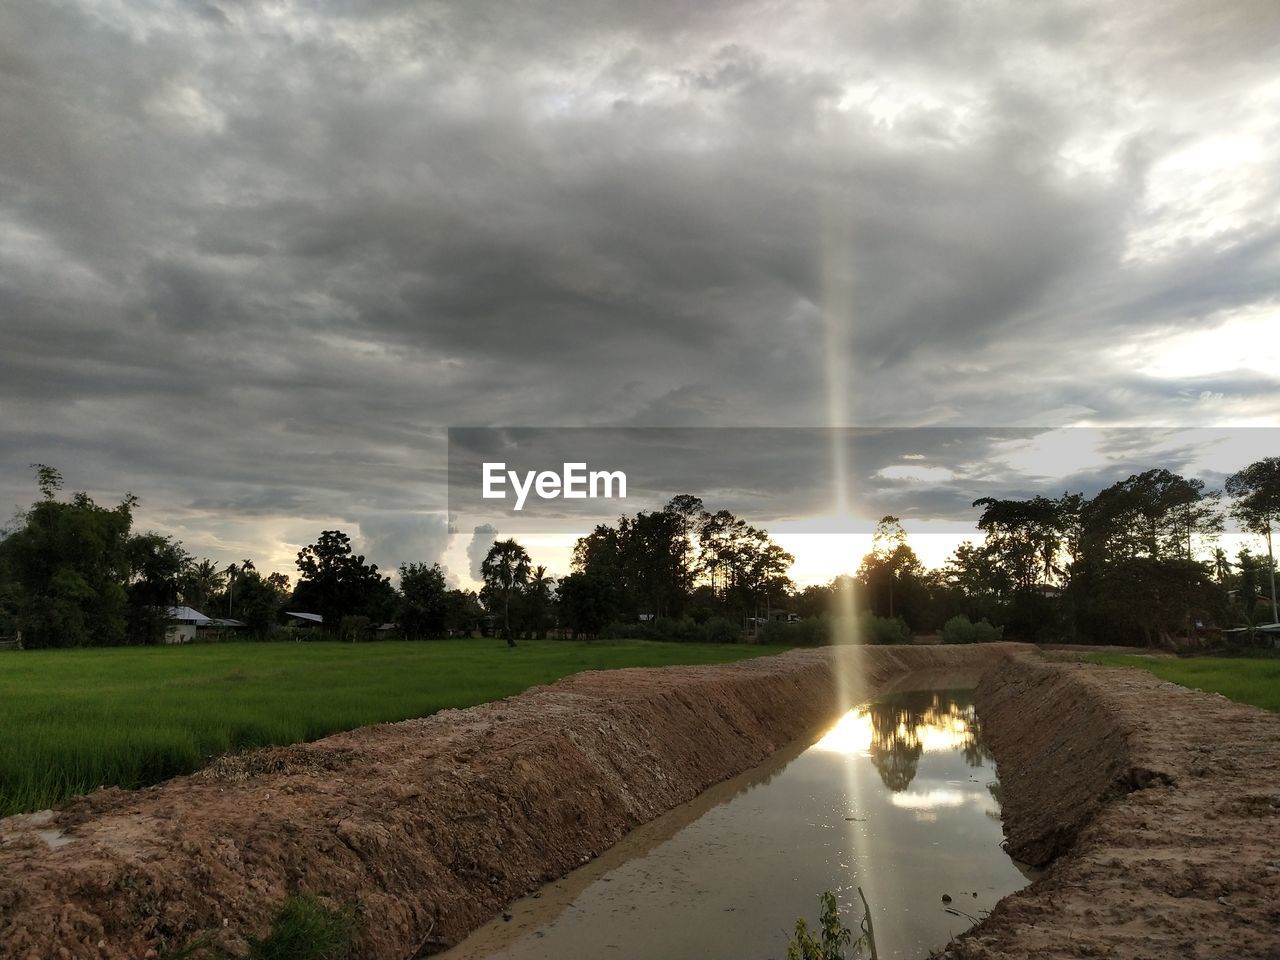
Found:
[2,0,1278,585]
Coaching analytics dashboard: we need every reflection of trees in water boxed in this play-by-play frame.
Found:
[986,780,1004,819]
[866,690,989,793]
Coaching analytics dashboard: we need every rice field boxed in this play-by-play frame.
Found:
[1088,652,1280,713]
[0,638,782,817]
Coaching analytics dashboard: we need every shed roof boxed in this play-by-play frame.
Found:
[167,606,213,625]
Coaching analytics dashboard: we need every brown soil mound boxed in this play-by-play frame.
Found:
[0,644,1017,959]
[953,656,1280,960]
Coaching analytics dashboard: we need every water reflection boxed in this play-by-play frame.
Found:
[440,688,1028,960]
[814,689,993,796]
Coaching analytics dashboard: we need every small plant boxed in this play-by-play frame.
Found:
[786,889,878,960]
[245,896,362,960]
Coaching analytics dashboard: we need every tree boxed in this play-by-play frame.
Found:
[444,588,484,636]
[971,494,1081,594]
[125,533,190,644]
[557,569,617,639]
[180,559,224,612]
[0,466,135,647]
[1226,457,1280,624]
[857,516,923,622]
[292,530,394,631]
[1079,470,1219,564]
[524,565,556,638]
[396,562,448,640]
[1073,470,1222,646]
[217,566,286,636]
[480,538,531,646]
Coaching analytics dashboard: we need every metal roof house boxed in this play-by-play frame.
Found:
[163,607,247,644]
[165,606,211,644]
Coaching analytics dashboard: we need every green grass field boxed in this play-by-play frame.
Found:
[0,639,783,817]
[1088,653,1280,713]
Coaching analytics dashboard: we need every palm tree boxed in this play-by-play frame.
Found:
[527,565,556,638]
[223,562,239,616]
[481,539,531,647]
[223,559,257,615]
[181,559,223,611]
[1212,548,1232,584]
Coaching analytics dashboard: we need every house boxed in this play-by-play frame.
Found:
[1223,622,1280,649]
[1259,622,1280,649]
[285,611,324,628]
[165,606,213,644]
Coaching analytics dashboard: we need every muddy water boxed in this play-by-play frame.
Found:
[439,689,1030,960]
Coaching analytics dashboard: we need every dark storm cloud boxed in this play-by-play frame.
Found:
[2,0,1278,574]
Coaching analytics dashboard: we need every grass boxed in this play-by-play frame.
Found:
[160,896,361,960]
[1088,652,1280,713]
[0,638,782,816]
[245,897,361,960]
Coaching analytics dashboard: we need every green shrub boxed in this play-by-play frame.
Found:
[859,612,910,645]
[247,896,361,960]
[702,616,741,644]
[787,889,877,960]
[603,616,742,643]
[942,615,1004,644]
[760,618,830,646]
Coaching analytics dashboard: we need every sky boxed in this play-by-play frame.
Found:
[2,0,1278,588]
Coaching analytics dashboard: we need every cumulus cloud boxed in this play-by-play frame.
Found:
[1,0,1278,571]
[467,524,499,581]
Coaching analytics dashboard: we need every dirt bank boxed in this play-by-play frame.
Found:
[0,644,1019,960]
[955,656,1280,960]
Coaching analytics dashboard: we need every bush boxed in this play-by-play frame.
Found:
[759,618,830,646]
[702,616,741,644]
[601,616,743,643]
[858,612,911,645]
[757,614,908,646]
[942,615,1004,644]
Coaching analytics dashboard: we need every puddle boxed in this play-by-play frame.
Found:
[438,688,1031,960]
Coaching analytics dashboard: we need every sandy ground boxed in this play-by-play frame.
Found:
[950,657,1280,960]
[1,643,1276,959]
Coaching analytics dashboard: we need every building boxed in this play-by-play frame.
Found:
[164,606,212,644]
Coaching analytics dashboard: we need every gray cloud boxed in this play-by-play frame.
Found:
[1,0,1278,573]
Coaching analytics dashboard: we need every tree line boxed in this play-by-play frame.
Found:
[805,462,1279,647]
[2,459,1277,648]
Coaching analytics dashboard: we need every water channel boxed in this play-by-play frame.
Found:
[439,687,1031,960]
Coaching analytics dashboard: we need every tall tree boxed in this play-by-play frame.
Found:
[180,559,223,612]
[396,562,449,640]
[126,533,190,644]
[0,466,135,647]
[557,570,616,639]
[292,530,394,630]
[481,538,531,646]
[858,516,922,621]
[1226,457,1280,624]
[524,565,556,638]
[1073,470,1221,646]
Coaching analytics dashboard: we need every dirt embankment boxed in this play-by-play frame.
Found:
[956,656,1280,960]
[0,644,1019,960]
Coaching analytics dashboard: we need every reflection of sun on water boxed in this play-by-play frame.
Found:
[812,709,874,754]
[812,704,972,755]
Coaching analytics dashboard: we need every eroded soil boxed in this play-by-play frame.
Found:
[0,645,1011,959]
[2,644,1277,960]
[953,657,1280,960]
